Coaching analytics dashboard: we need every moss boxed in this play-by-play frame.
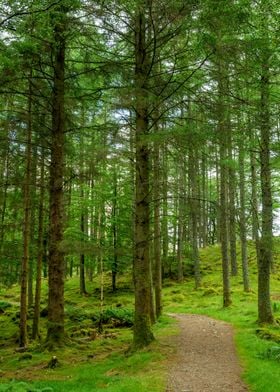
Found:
[132,315,154,350]
[202,288,220,296]
[172,294,185,303]
[256,328,280,343]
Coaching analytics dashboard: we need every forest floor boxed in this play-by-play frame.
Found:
[166,314,248,392]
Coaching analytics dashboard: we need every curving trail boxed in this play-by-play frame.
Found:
[166,314,248,392]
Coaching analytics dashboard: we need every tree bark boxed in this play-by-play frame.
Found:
[32,147,45,340]
[19,79,32,348]
[161,143,168,277]
[238,138,250,292]
[189,145,201,289]
[257,46,273,324]
[133,3,154,349]
[153,140,162,318]
[249,130,260,256]
[46,7,66,346]
[228,127,237,276]
[177,159,185,282]
[217,47,231,307]
[112,169,118,292]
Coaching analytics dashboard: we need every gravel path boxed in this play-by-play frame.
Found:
[166,314,248,392]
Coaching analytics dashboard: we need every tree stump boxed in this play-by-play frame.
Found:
[47,356,59,369]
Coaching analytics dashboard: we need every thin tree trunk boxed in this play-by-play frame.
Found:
[32,147,45,340]
[249,130,260,255]
[19,79,33,348]
[201,150,208,247]
[161,144,168,278]
[177,160,185,282]
[153,141,162,318]
[257,45,273,324]
[215,146,221,243]
[112,169,118,292]
[228,127,238,276]
[189,146,201,289]
[28,145,37,308]
[238,138,250,292]
[0,104,11,278]
[217,49,231,307]
[80,206,87,295]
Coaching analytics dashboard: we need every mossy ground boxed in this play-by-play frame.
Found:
[1,239,280,391]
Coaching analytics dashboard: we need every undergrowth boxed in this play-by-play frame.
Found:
[1,239,280,391]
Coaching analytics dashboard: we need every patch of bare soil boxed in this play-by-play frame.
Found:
[166,314,248,392]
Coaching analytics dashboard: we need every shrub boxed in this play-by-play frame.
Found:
[97,307,134,327]
[0,301,12,313]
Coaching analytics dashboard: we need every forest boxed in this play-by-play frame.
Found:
[0,0,279,391]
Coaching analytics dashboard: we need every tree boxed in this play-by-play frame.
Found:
[133,0,155,348]
[256,0,274,324]
[46,3,68,347]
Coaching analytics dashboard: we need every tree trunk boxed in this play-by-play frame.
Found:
[201,150,208,247]
[161,144,168,277]
[215,146,221,244]
[238,138,250,292]
[28,145,38,308]
[80,208,87,295]
[133,4,154,349]
[46,8,66,346]
[32,147,45,340]
[249,130,260,256]
[19,79,32,348]
[112,169,118,292]
[189,145,201,289]
[217,47,231,307]
[228,127,237,276]
[153,141,162,318]
[177,162,184,282]
[257,46,273,324]
[0,101,11,282]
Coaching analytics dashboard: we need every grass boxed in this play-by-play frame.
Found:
[1,240,280,391]
[0,276,175,392]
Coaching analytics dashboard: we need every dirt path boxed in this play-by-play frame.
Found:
[166,314,248,392]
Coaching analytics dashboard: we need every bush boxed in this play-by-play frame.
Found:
[0,301,12,314]
[98,307,134,327]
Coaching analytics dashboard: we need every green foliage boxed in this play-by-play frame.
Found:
[101,308,134,327]
[258,346,280,361]
[256,328,280,344]
[0,381,53,392]
[65,305,134,327]
[0,301,12,311]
